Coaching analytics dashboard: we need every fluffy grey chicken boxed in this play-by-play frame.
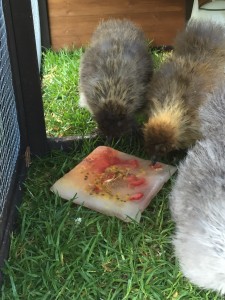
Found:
[143,19,225,158]
[169,84,225,294]
[79,19,153,138]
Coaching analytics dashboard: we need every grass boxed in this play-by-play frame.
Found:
[41,48,96,137]
[1,48,223,299]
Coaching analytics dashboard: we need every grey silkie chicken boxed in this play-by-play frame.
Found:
[169,84,225,294]
[79,19,153,138]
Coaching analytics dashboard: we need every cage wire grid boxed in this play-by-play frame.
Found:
[0,0,20,217]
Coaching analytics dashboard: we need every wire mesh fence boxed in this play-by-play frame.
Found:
[0,0,20,217]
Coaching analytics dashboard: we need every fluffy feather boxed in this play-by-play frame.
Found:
[143,19,225,157]
[79,19,153,137]
[199,86,225,138]
[174,19,225,59]
[169,85,225,294]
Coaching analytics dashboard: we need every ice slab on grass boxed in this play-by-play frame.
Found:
[51,146,177,222]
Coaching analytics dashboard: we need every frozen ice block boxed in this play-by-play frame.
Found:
[50,146,176,222]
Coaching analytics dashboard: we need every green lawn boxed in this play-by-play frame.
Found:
[1,48,222,299]
[41,48,96,137]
